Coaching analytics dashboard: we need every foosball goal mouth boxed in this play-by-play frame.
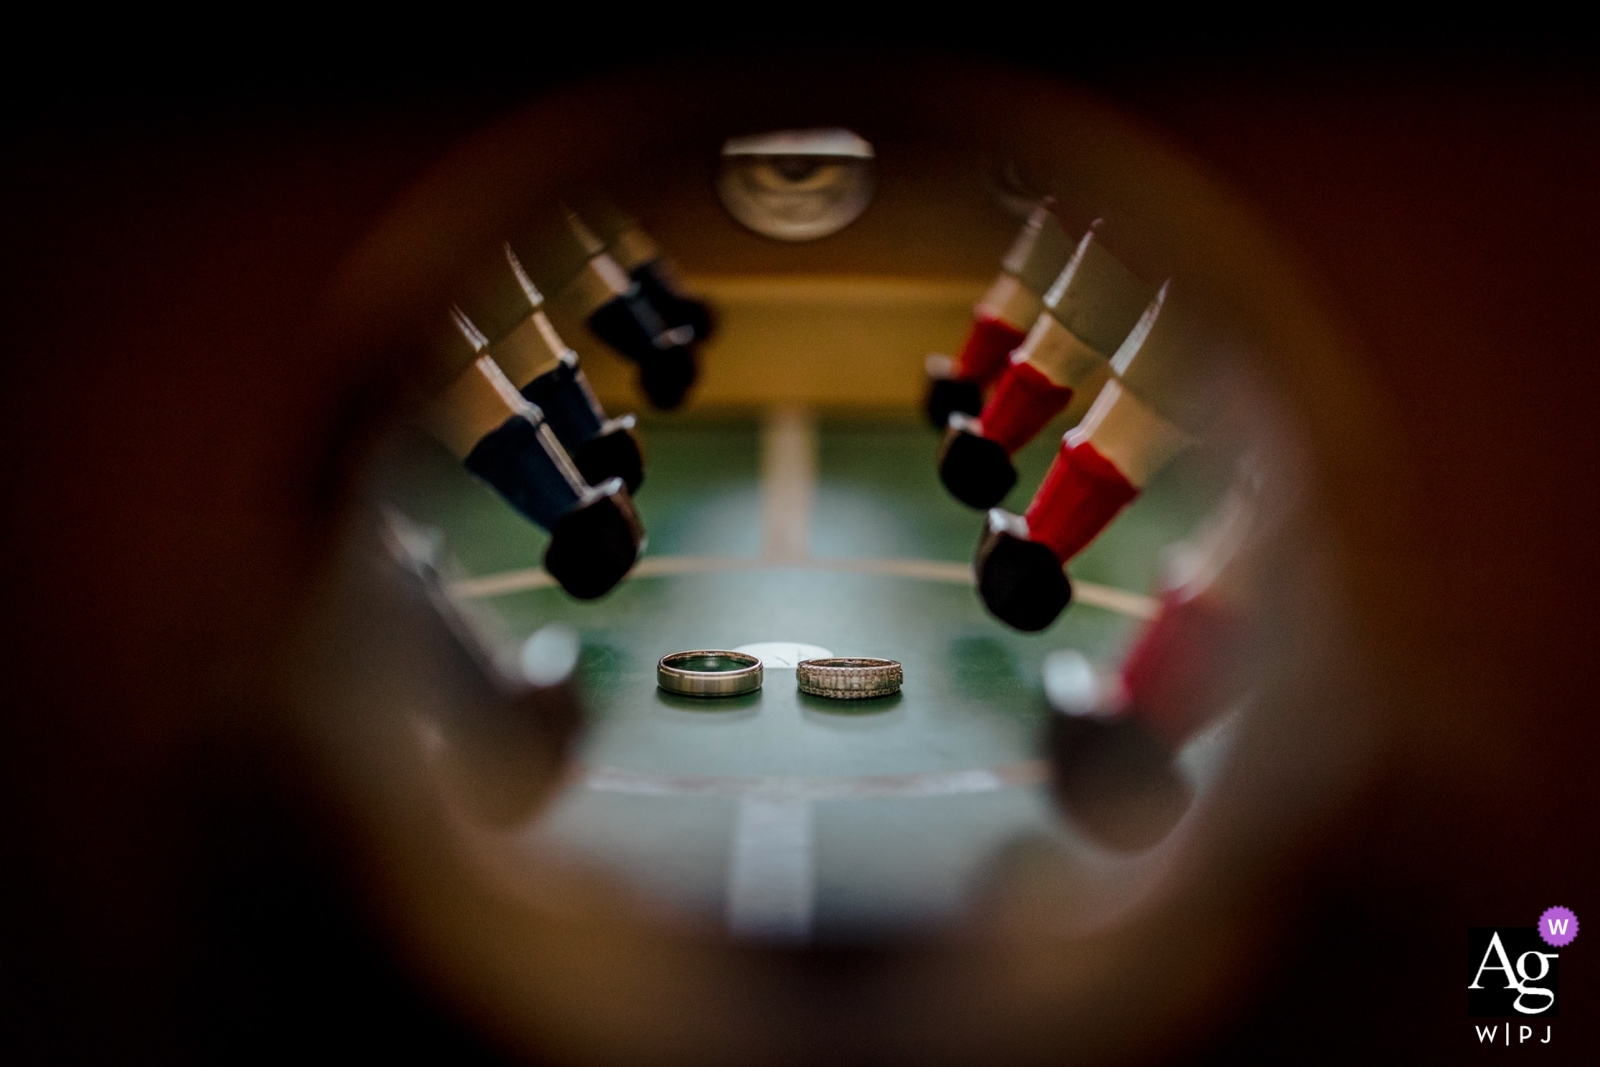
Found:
[285,54,1405,1066]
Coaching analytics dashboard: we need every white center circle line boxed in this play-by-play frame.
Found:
[731,642,834,669]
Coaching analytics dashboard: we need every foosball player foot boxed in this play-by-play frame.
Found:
[638,346,698,410]
[975,509,1071,631]
[677,296,714,342]
[924,375,984,431]
[938,414,1018,509]
[1045,710,1190,852]
[543,478,644,599]
[635,263,715,342]
[574,419,645,494]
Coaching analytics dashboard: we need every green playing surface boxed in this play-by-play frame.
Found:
[385,411,1224,941]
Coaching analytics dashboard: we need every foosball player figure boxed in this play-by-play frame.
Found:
[571,193,715,345]
[924,202,1077,429]
[1042,483,1262,851]
[379,511,584,828]
[454,244,644,493]
[506,205,698,410]
[420,312,644,599]
[1040,647,1192,853]
[938,223,1154,508]
[977,281,1218,631]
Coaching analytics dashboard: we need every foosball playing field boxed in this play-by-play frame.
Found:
[387,408,1229,943]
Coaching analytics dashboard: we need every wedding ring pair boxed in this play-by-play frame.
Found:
[657,651,902,699]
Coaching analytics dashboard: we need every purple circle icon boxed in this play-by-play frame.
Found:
[1539,906,1579,947]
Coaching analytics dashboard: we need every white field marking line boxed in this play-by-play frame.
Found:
[760,405,816,563]
[1064,582,1159,619]
[447,556,1157,620]
[726,798,813,942]
[577,760,1049,802]
[731,642,834,669]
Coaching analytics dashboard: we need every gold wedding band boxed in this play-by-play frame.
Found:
[796,657,903,699]
[657,650,764,697]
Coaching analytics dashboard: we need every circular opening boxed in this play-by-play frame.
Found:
[294,56,1386,1065]
[717,127,876,240]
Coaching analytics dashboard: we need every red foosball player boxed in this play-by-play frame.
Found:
[506,206,699,410]
[937,223,1154,508]
[976,281,1222,631]
[923,202,1076,429]
[1112,483,1259,747]
[1043,484,1260,851]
